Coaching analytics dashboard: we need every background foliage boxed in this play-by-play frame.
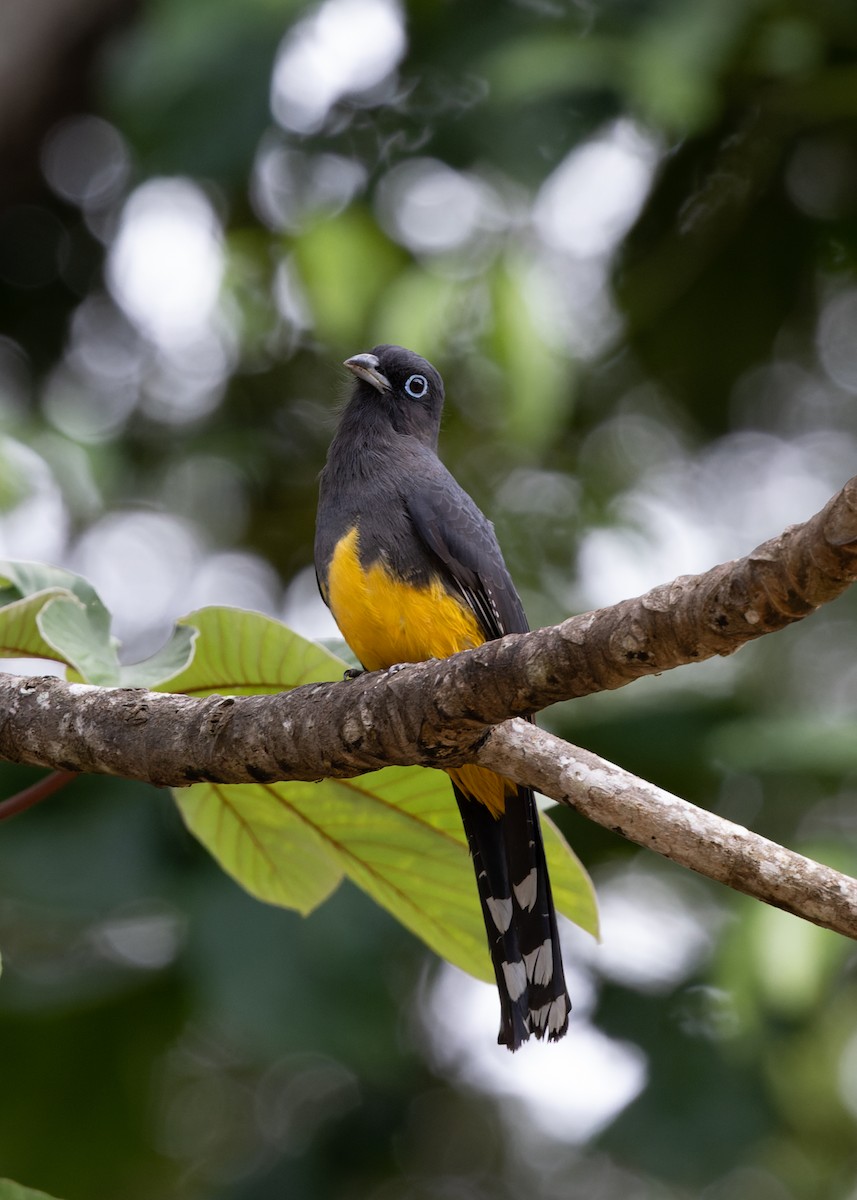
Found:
[1,0,857,1196]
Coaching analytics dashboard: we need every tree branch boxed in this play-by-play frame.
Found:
[0,474,854,787]
[0,477,855,937]
[479,720,857,938]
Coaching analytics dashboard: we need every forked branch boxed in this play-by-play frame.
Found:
[0,476,855,935]
[480,720,857,939]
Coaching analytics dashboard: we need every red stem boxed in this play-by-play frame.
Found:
[0,770,78,821]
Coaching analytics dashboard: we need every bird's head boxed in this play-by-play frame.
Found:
[343,344,445,446]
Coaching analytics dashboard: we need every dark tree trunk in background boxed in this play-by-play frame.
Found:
[0,0,139,208]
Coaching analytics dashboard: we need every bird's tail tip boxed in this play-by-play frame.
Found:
[453,780,572,1052]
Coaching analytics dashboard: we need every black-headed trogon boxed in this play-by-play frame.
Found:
[314,344,570,1049]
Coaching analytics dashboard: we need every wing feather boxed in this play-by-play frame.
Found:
[407,476,527,641]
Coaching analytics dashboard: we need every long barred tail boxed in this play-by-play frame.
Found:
[453,782,570,1050]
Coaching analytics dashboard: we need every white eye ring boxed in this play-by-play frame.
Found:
[404,373,428,398]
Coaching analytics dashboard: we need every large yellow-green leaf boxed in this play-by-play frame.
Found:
[316,768,599,975]
[175,768,489,976]
[159,605,343,695]
[168,604,598,977]
[176,766,598,980]
[177,779,345,914]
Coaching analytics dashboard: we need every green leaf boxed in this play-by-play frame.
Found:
[0,560,199,686]
[0,559,104,614]
[489,255,576,451]
[481,32,619,104]
[177,767,597,981]
[161,605,345,695]
[0,1182,66,1200]
[320,769,599,976]
[174,768,490,976]
[304,767,494,980]
[293,209,404,348]
[118,624,198,688]
[0,560,119,682]
[168,605,597,976]
[0,588,72,663]
[370,267,459,365]
[710,716,857,775]
[38,595,119,686]
[176,779,345,914]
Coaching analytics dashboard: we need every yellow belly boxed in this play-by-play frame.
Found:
[327,526,512,816]
[327,526,484,672]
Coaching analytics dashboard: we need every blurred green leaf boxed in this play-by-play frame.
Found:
[747,901,846,1020]
[480,33,620,104]
[371,266,461,362]
[0,440,32,514]
[0,1182,64,1200]
[489,255,576,450]
[293,210,404,348]
[104,0,291,181]
[719,868,854,1036]
[627,0,750,132]
[710,717,857,775]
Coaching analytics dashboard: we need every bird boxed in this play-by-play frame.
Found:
[314,344,570,1049]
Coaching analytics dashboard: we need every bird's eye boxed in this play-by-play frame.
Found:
[404,374,428,398]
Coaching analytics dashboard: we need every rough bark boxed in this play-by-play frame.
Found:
[480,721,857,939]
[0,474,855,787]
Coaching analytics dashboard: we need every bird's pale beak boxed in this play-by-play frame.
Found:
[343,353,391,394]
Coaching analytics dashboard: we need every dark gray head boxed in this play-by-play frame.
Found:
[342,344,445,448]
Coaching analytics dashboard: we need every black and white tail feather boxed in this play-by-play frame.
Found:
[454,782,570,1050]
